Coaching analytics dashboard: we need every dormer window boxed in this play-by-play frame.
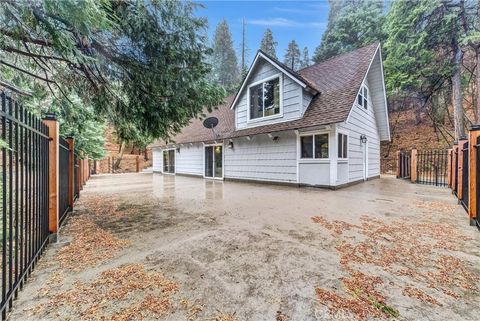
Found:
[248,74,281,120]
[357,85,368,110]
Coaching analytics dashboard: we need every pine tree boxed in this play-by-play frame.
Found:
[284,40,301,71]
[300,47,310,69]
[260,29,278,58]
[239,19,249,79]
[211,19,240,92]
[384,0,471,140]
[313,0,385,62]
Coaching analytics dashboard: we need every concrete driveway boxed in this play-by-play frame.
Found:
[9,173,480,321]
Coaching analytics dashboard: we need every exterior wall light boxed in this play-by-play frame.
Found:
[228,141,234,149]
[272,136,280,142]
[176,147,180,153]
[360,135,368,144]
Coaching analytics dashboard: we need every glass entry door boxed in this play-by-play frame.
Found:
[163,149,175,173]
[204,145,223,178]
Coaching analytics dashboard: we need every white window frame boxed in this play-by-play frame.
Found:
[246,73,283,123]
[337,132,348,160]
[357,84,369,110]
[162,148,176,175]
[298,131,330,161]
[202,143,224,180]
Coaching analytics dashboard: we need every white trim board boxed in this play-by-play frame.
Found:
[230,51,311,110]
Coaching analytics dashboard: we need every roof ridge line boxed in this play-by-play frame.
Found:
[298,42,380,73]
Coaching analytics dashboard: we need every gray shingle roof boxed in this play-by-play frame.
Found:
[152,42,379,147]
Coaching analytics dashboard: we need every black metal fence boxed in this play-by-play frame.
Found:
[0,93,50,318]
[452,146,459,195]
[58,137,70,225]
[398,151,411,179]
[461,141,470,210]
[74,153,79,200]
[417,149,448,187]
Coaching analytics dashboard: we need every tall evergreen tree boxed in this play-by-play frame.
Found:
[0,0,225,144]
[313,0,385,62]
[284,40,301,71]
[211,19,239,92]
[384,0,474,140]
[239,19,249,79]
[260,29,278,58]
[300,47,310,69]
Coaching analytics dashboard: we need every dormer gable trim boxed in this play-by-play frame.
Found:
[230,50,317,110]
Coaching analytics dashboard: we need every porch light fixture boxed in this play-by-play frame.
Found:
[360,135,368,144]
[176,147,180,153]
[272,136,280,142]
[228,140,234,149]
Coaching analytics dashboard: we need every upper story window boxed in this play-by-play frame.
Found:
[249,75,281,120]
[357,85,368,110]
[300,133,329,159]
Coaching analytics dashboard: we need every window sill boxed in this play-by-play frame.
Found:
[298,158,330,164]
[247,113,283,124]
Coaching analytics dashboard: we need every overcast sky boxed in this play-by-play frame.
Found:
[197,0,330,64]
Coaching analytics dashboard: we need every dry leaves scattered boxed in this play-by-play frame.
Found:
[402,286,441,306]
[311,200,478,320]
[56,217,130,270]
[212,314,239,321]
[41,263,178,320]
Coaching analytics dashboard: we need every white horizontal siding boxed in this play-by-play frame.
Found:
[152,148,162,172]
[175,143,203,176]
[368,49,390,141]
[235,59,303,130]
[342,75,381,182]
[224,131,297,183]
[299,163,330,186]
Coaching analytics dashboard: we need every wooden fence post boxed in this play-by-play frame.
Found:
[396,150,401,178]
[136,155,140,172]
[469,125,480,225]
[411,149,418,183]
[42,114,59,237]
[66,137,74,210]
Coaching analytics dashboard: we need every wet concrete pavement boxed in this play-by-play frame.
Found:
[8,173,480,321]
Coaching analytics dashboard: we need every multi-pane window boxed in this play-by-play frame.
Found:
[249,77,280,119]
[338,133,348,159]
[357,85,368,109]
[301,134,329,159]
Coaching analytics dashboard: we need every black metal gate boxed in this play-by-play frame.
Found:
[453,146,459,195]
[460,141,469,210]
[73,153,79,200]
[398,151,411,179]
[58,137,70,225]
[417,149,448,187]
[0,93,50,318]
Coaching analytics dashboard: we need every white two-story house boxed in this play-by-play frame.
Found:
[151,42,390,188]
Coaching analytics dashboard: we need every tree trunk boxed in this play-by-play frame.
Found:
[452,37,465,140]
[144,148,149,161]
[113,140,126,171]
